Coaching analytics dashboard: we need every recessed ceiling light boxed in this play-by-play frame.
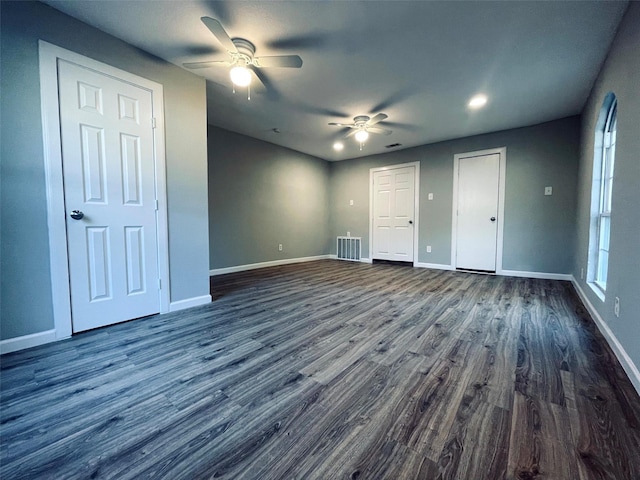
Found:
[333,142,344,151]
[468,94,488,109]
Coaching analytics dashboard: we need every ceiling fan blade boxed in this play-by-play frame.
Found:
[345,129,359,138]
[183,60,230,69]
[255,55,303,68]
[367,113,388,126]
[201,17,237,53]
[250,69,268,92]
[367,127,393,135]
[328,122,355,127]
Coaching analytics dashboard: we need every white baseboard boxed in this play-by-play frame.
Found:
[0,329,60,355]
[414,262,454,270]
[169,294,212,312]
[209,255,332,276]
[3,296,214,354]
[572,276,640,396]
[499,269,573,281]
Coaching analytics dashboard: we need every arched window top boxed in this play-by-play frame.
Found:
[605,96,617,132]
[596,92,617,132]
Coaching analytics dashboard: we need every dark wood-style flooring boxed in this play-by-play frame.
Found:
[1,260,639,479]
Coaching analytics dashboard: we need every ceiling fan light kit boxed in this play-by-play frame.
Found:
[329,113,393,151]
[184,17,302,100]
[230,66,251,87]
[354,130,369,142]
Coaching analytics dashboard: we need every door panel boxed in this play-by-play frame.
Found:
[455,153,500,271]
[58,60,159,332]
[86,226,112,301]
[372,166,415,261]
[80,124,107,203]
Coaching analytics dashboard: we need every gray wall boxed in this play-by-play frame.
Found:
[574,3,640,368]
[208,126,330,269]
[330,117,580,273]
[0,1,210,340]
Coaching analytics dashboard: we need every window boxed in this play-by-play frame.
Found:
[589,94,617,295]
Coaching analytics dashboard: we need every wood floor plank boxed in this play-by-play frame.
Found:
[435,401,511,480]
[387,339,484,461]
[507,391,580,480]
[2,260,639,479]
[564,372,640,480]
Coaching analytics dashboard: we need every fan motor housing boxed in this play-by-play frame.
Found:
[232,38,256,60]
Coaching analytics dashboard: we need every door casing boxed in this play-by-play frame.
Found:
[451,147,506,273]
[369,161,420,264]
[39,41,170,339]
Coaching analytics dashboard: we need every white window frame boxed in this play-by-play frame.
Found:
[588,95,617,298]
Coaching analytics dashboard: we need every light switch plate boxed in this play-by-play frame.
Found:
[544,186,553,196]
[428,193,433,200]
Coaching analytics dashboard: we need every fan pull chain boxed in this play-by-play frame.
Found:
[232,84,236,95]
[248,84,251,101]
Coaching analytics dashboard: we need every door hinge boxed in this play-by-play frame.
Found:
[158,279,162,290]
[152,117,157,129]
[155,199,159,211]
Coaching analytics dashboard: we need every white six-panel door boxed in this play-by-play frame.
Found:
[58,60,160,332]
[372,166,415,262]
[454,153,501,271]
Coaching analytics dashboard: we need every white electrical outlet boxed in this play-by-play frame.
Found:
[349,199,354,206]
[614,297,620,317]
[428,193,433,200]
[278,244,283,251]
[581,268,584,280]
[347,231,351,237]
[544,186,553,196]
[426,245,432,253]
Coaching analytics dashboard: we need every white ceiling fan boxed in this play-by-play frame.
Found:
[329,114,392,149]
[183,17,303,97]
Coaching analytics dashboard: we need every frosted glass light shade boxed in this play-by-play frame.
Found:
[355,130,369,143]
[230,66,252,87]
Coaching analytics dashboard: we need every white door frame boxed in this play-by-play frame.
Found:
[451,147,506,273]
[369,161,420,264]
[39,41,170,339]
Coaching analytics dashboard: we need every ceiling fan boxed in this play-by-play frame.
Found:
[183,17,303,97]
[329,114,392,149]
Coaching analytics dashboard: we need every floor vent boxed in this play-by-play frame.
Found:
[336,236,361,261]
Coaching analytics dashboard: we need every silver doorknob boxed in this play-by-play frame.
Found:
[70,210,84,220]
[490,217,496,222]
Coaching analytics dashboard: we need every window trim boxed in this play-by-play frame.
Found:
[588,94,617,298]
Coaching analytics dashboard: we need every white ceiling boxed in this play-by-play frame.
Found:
[44,0,628,161]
